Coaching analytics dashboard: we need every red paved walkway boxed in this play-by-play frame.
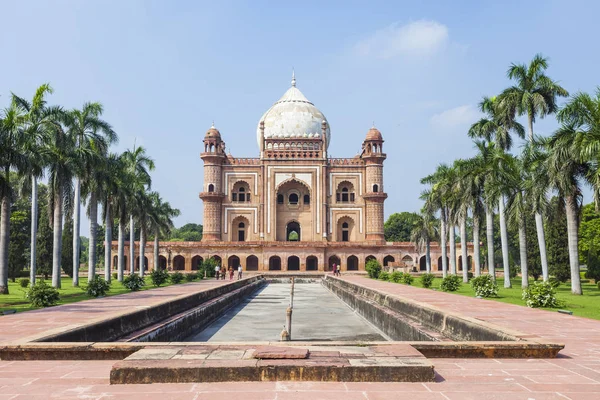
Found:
[0,276,599,399]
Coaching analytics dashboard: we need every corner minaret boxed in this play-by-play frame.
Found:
[361,126,387,243]
[200,124,226,242]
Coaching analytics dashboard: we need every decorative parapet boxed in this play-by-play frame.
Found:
[328,158,364,166]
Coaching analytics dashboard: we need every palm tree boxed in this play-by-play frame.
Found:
[122,145,155,275]
[148,193,179,272]
[546,88,600,295]
[64,102,116,286]
[505,155,530,288]
[522,138,551,281]
[410,211,437,273]
[12,84,61,285]
[500,54,568,281]
[44,120,79,288]
[100,153,122,282]
[0,103,27,294]
[469,96,525,287]
[421,164,455,277]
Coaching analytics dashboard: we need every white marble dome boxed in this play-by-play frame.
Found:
[257,74,331,150]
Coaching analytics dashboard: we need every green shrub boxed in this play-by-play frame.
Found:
[597,281,600,290]
[420,273,435,288]
[150,269,169,287]
[548,277,561,288]
[470,274,498,298]
[201,258,218,278]
[185,273,196,282]
[26,280,60,307]
[85,275,110,297]
[123,274,145,291]
[195,270,205,280]
[401,273,414,285]
[390,271,404,283]
[366,259,382,279]
[112,272,118,280]
[467,272,474,280]
[440,275,462,292]
[522,281,566,308]
[170,272,184,284]
[378,271,390,281]
[19,278,30,288]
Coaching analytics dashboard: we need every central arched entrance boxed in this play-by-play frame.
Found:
[347,255,359,271]
[306,256,318,271]
[246,255,258,271]
[286,221,301,241]
[287,256,300,271]
[228,255,240,269]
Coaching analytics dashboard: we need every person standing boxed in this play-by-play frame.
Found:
[229,266,234,280]
[215,264,220,280]
[237,265,243,280]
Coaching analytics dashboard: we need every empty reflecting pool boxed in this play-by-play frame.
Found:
[185,282,387,342]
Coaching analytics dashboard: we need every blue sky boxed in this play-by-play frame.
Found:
[1,0,599,232]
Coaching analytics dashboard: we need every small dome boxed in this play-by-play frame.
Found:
[366,126,382,141]
[205,124,221,139]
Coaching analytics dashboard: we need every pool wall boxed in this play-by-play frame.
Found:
[323,276,519,342]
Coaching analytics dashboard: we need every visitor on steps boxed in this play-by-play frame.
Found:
[229,267,234,280]
[237,265,243,280]
[215,265,220,280]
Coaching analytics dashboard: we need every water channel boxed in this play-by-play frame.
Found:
[184,282,388,342]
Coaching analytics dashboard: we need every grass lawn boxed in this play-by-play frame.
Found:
[374,275,600,321]
[0,275,187,314]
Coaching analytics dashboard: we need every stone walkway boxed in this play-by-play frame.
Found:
[0,276,599,399]
[0,279,230,343]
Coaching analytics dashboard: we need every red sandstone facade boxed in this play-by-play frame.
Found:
[112,75,474,272]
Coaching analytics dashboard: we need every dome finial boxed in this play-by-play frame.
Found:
[291,68,296,87]
[211,120,215,128]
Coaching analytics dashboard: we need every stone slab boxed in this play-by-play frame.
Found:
[253,346,309,359]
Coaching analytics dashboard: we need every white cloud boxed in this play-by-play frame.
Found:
[355,20,449,59]
[430,105,480,131]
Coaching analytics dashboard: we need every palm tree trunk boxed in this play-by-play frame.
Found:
[535,212,549,281]
[499,196,511,288]
[117,221,125,281]
[440,217,448,278]
[72,177,81,286]
[129,215,135,275]
[565,195,582,295]
[154,229,159,272]
[30,175,38,285]
[52,188,63,288]
[486,205,495,280]
[104,202,112,282]
[0,192,11,294]
[518,214,528,288]
[88,191,98,282]
[425,240,431,273]
[460,215,468,282]
[139,226,146,277]
[528,114,534,143]
[473,212,481,277]
[449,224,457,275]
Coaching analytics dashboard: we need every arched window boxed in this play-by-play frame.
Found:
[239,222,245,228]
[277,194,284,204]
[232,182,250,203]
[303,194,310,205]
[373,184,379,193]
[336,182,355,203]
[208,184,214,192]
[289,193,298,205]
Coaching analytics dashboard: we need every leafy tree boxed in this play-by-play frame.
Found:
[8,205,30,282]
[61,216,74,278]
[579,204,600,263]
[585,245,600,282]
[384,212,420,242]
[36,185,53,279]
[546,198,570,282]
[169,223,202,241]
